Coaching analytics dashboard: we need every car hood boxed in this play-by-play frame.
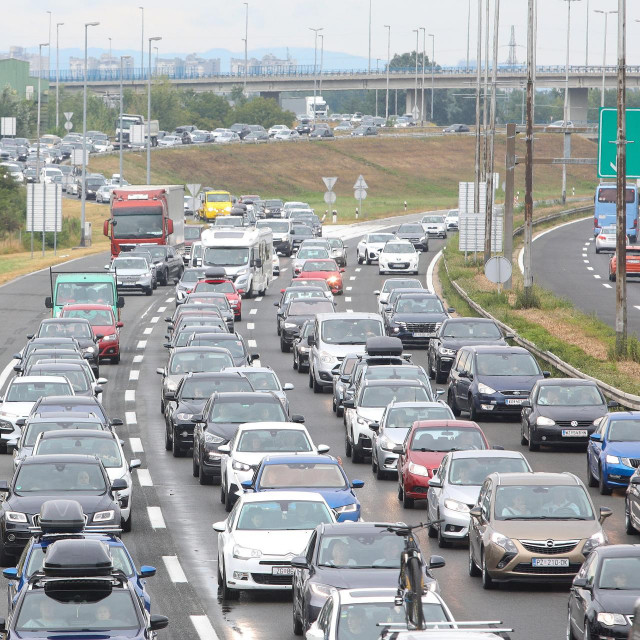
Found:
[207,422,243,441]
[381,253,416,262]
[444,484,481,506]
[0,402,36,418]
[440,337,507,349]
[381,428,410,444]
[7,492,117,516]
[92,325,116,338]
[357,408,385,422]
[604,441,640,457]
[112,268,149,276]
[364,242,387,250]
[233,530,313,556]
[477,374,542,392]
[536,406,607,421]
[260,486,354,510]
[321,343,368,357]
[176,399,208,415]
[496,519,602,540]
[391,312,447,323]
[595,590,640,614]
[407,450,447,470]
[313,566,398,590]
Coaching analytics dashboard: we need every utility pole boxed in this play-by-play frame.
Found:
[368,0,372,74]
[599,11,617,108]
[119,55,132,186]
[244,2,248,94]
[319,34,324,95]
[413,29,419,121]
[56,23,63,130]
[429,34,435,121]
[474,0,483,218]
[615,0,627,356]
[523,0,535,304]
[585,0,590,66]
[504,123,516,289]
[309,27,323,129]
[466,0,471,72]
[384,25,390,120]
[482,0,490,182]
[47,12,52,80]
[420,28,426,126]
[147,36,161,184]
[139,7,144,76]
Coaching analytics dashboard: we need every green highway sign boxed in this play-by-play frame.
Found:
[598,108,640,179]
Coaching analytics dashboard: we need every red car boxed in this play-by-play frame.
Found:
[59,303,123,364]
[296,259,344,294]
[397,420,489,509]
[191,278,242,320]
[608,245,640,281]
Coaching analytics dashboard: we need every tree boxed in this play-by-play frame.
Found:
[229,97,295,129]
[182,91,231,130]
[229,85,247,107]
[0,172,26,235]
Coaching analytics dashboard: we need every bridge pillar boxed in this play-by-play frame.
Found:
[568,87,589,125]
[260,91,281,102]
[405,90,425,120]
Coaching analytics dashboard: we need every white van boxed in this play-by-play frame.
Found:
[200,227,273,297]
[40,167,63,184]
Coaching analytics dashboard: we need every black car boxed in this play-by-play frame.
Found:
[79,176,107,200]
[167,322,228,350]
[427,318,508,384]
[264,199,284,219]
[0,454,124,562]
[164,371,253,457]
[230,123,251,139]
[296,122,312,135]
[520,379,611,451]
[192,391,294,485]
[16,336,82,366]
[395,223,429,251]
[185,332,257,367]
[310,128,334,139]
[280,298,335,353]
[181,291,234,331]
[28,395,119,429]
[129,245,183,285]
[291,225,315,249]
[443,124,470,133]
[275,287,328,335]
[292,214,322,237]
[568,544,640,640]
[291,522,444,635]
[293,320,315,373]
[15,347,83,375]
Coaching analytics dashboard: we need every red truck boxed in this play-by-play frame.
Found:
[104,185,185,258]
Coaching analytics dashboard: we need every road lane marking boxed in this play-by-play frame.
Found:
[133,355,143,363]
[125,412,137,425]
[250,309,257,315]
[346,286,352,291]
[129,437,143,452]
[255,297,263,302]
[349,276,356,281]
[148,507,166,529]
[281,268,288,273]
[582,253,587,257]
[141,304,154,319]
[594,275,601,279]
[143,327,153,335]
[125,390,135,402]
[137,469,153,487]
[587,267,594,271]
[247,323,255,330]
[603,283,612,288]
[137,340,147,349]
[162,555,188,582]
[190,615,219,640]
[583,260,589,264]
[165,297,173,303]
[129,370,139,381]
[248,339,257,348]
[150,316,159,324]
[426,250,443,293]
[635,306,640,311]
[158,306,166,312]
[347,309,354,313]
[345,297,352,302]
[355,267,361,272]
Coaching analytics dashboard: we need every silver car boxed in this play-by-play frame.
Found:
[595,224,627,253]
[445,209,459,230]
[357,232,397,264]
[223,366,294,414]
[421,214,447,239]
[426,449,531,547]
[107,256,154,295]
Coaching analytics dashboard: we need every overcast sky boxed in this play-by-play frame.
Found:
[4,0,640,68]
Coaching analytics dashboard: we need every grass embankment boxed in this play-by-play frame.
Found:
[89,133,599,223]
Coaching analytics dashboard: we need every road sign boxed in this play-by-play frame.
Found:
[484,256,512,284]
[64,121,73,131]
[598,108,640,179]
[130,124,146,144]
[63,112,73,121]
[322,177,338,191]
[71,149,86,165]
[186,183,201,197]
[354,189,368,200]
[0,117,16,136]
[26,183,62,232]
[324,191,337,204]
[353,175,368,190]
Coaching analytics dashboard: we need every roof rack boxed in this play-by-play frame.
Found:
[28,500,121,536]
[365,336,403,357]
[378,620,514,637]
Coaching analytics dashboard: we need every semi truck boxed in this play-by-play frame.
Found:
[115,114,159,147]
[306,96,328,119]
[104,185,185,258]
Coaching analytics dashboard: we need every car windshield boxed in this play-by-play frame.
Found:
[182,377,252,398]
[207,193,231,202]
[443,321,501,338]
[184,227,201,240]
[448,456,529,486]
[24,421,104,447]
[199,338,244,357]
[112,258,148,271]
[321,319,382,345]
[365,367,429,386]
[369,234,396,243]
[203,247,249,267]
[62,309,114,326]
[293,280,330,290]
[298,249,329,260]
[194,281,235,294]
[302,261,337,273]
[396,298,444,313]
[259,462,346,489]
[360,385,429,407]
[476,353,540,376]
[169,352,234,374]
[209,400,286,423]
[288,300,334,315]
[242,371,279,391]
[608,419,640,442]
[6,381,72,402]
[15,591,139,631]
[181,270,207,283]
[398,225,423,234]
[265,200,283,207]
[14,462,106,493]
[411,428,485,452]
[386,406,452,429]
[423,216,445,224]
[33,369,89,393]
[55,282,114,306]
[237,429,312,452]
[284,290,325,305]
[382,280,422,293]
[259,221,289,232]
[36,437,122,468]
[536,385,604,406]
[495,485,594,520]
[318,533,406,569]
[39,322,93,339]
[327,239,342,249]
[111,207,163,239]
[384,243,414,254]
[598,557,640,589]
[236,500,333,531]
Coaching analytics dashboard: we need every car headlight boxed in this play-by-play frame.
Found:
[83,346,96,355]
[356,415,372,427]
[102,333,117,342]
[233,544,262,559]
[299,346,309,353]
[5,511,27,523]
[425,580,438,592]
[166,380,178,391]
[225,206,232,212]
[597,613,628,627]
[606,454,620,464]
[204,433,225,444]
[176,413,193,421]
[408,462,429,477]
[320,352,337,364]
[310,583,334,597]
[536,416,556,426]
[439,347,456,356]
[327,276,339,284]
[232,459,252,472]
[490,531,517,553]
[93,510,115,522]
[477,383,496,394]
[444,499,470,513]
[236,268,248,276]
[284,322,297,329]
[583,531,606,555]
[379,436,395,451]
[334,503,358,514]
[229,300,240,307]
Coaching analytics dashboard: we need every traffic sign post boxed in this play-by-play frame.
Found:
[186,184,201,217]
[598,108,640,178]
[322,177,338,220]
[353,175,368,218]
[0,117,16,137]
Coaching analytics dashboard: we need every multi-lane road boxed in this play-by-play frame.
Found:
[0,213,633,640]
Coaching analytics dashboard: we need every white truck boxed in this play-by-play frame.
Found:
[115,114,160,147]
[306,96,328,119]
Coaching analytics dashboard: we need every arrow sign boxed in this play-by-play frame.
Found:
[63,112,73,121]
[353,174,368,190]
[598,108,640,179]
[322,177,338,191]
[186,183,202,197]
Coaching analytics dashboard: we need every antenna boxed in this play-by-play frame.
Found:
[507,25,518,65]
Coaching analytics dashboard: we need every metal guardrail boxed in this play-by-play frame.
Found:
[441,204,640,410]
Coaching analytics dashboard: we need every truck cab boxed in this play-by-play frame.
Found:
[199,190,233,220]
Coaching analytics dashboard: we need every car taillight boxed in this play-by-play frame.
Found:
[594,217,598,227]
[635,219,638,229]
[598,235,606,240]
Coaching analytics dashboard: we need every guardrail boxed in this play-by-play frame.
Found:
[441,204,640,410]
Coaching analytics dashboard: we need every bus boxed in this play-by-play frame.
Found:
[594,183,639,242]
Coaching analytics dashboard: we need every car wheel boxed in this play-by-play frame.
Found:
[528,425,540,452]
[172,429,184,457]
[345,433,352,458]
[402,489,415,509]
[352,439,364,464]
[220,483,225,504]
[468,544,481,577]
[308,370,313,388]
[331,396,336,413]
[224,483,235,513]
[161,270,168,286]
[599,465,612,495]
[219,561,239,601]
[365,256,371,265]
[122,512,132,533]
[587,457,598,488]
[625,498,637,535]
[521,421,528,446]
[192,450,199,477]
[293,351,298,370]
[111,353,120,364]
[0,539,14,566]
[164,425,172,451]
[434,360,448,385]
[312,375,323,394]
[481,551,495,589]
[375,454,387,480]
[584,620,592,640]
[447,389,461,417]
[595,247,600,254]
[357,253,363,264]
[336,403,344,418]
[428,522,438,538]
[145,287,153,296]
[609,271,616,282]
[292,598,304,636]
[468,396,479,421]
[160,399,164,415]
[437,513,451,548]
[398,483,403,502]
[199,458,213,485]
[427,352,436,379]
[280,337,290,353]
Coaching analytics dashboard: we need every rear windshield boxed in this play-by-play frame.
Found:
[385,406,452,429]
[360,385,429,407]
[169,352,234,374]
[288,300,334,315]
[259,463,346,489]
[181,376,253,398]
[61,309,114,326]
[448,456,529,485]
[410,427,486,451]
[476,353,540,376]
[24,421,104,447]
[6,381,71,402]
[36,436,122,468]
[38,322,93,339]
[597,187,635,203]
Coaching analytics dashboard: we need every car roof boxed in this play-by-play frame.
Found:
[490,471,581,486]
[361,378,427,388]
[262,454,338,465]
[38,429,114,440]
[36,396,97,405]
[602,411,640,420]
[317,522,405,535]
[533,378,598,387]
[171,346,231,355]
[12,376,70,384]
[237,421,307,433]
[338,587,443,605]
[225,366,275,374]
[592,544,640,558]
[386,401,447,409]
[316,312,380,321]
[411,419,482,430]
[448,449,526,460]
[212,391,278,401]
[28,413,101,422]
[239,491,328,504]
[443,317,496,324]
[463,345,531,354]
[20,453,103,465]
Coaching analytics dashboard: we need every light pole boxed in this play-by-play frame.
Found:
[243,2,249,93]
[55,23,63,130]
[384,25,390,120]
[47,11,51,79]
[599,10,618,108]
[154,46,159,75]
[139,6,144,77]
[108,37,112,61]
[81,22,99,248]
[413,29,418,120]
[147,36,161,184]
[429,34,435,121]
[119,55,132,186]
[309,27,323,128]
[420,27,426,126]
[466,0,471,71]
[368,0,372,74]
[319,34,324,95]
[36,41,49,184]
[585,0,590,66]
[375,57,380,117]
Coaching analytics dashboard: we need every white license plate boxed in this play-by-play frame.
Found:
[272,566,294,576]
[390,263,405,268]
[506,398,526,405]
[630,260,640,264]
[413,332,433,337]
[532,558,569,568]
[562,429,588,437]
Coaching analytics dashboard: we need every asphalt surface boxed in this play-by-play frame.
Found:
[0,214,633,640]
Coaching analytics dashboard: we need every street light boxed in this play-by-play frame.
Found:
[119,55,133,186]
[598,10,618,108]
[81,22,99,248]
[243,2,248,93]
[319,34,324,95]
[420,28,425,126]
[36,41,49,185]
[368,0,372,74]
[429,34,435,121]
[384,25,391,120]
[139,7,144,77]
[413,29,418,121]
[55,23,63,130]
[47,12,52,80]
[147,36,161,184]
[309,27,323,128]
[154,46,159,75]
[375,57,380,117]
[108,37,112,61]
[466,0,471,71]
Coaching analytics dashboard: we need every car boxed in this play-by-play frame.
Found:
[291,522,444,634]
[370,402,454,480]
[594,224,628,254]
[292,247,331,276]
[128,245,183,286]
[168,321,228,350]
[257,219,293,256]
[548,120,574,129]
[26,362,105,399]
[421,214,448,238]
[230,123,251,139]
[587,411,640,495]
[351,125,378,136]
[378,240,420,275]
[375,278,424,315]
[394,117,416,128]
[15,347,83,377]
[219,422,329,511]
[443,124,470,133]
[268,125,290,137]
[447,345,550,420]
[174,267,207,305]
[427,317,509,384]
[279,298,336,352]
[216,131,241,144]
[291,213,322,237]
[297,259,344,295]
[395,223,429,251]
[445,209,460,230]
[190,272,243,320]
[59,304,123,364]
[326,238,347,267]
[95,184,114,203]
[274,129,300,141]
[397,419,489,509]
[32,430,140,532]
[291,224,315,249]
[293,320,315,374]
[223,366,295,413]
[214,215,244,228]
[119,248,158,289]
[158,134,181,146]
[310,128,334,139]
[275,286,330,335]
[385,292,453,346]
[244,130,269,142]
[331,354,359,417]
[609,245,640,281]
[263,199,284,218]
[214,491,336,599]
[468,472,611,587]
[183,225,203,261]
[521,379,612,452]
[28,396,116,430]
[427,450,532,548]
[107,256,154,296]
[334,121,353,132]
[288,278,334,301]
[191,332,256,367]
[183,291,235,331]
[295,122,312,135]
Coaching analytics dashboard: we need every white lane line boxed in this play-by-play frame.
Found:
[158,306,167,312]
[247,323,255,330]
[587,267,594,271]
[137,340,147,349]
[583,260,589,264]
[133,355,143,364]
[349,276,356,281]
[162,556,188,582]
[248,339,257,348]
[255,296,263,302]
[148,507,166,529]
[346,309,354,313]
[190,615,219,640]
[165,297,173,303]
[355,267,361,272]
[125,412,137,425]
[129,437,143,453]
[140,304,154,320]
[125,390,135,402]
[426,250,443,293]
[143,327,153,335]
[250,308,257,315]
[635,306,640,311]
[346,286,353,291]
[603,283,612,288]
[594,275,601,279]
[345,297,352,302]
[0,359,18,392]
[129,370,139,381]
[582,253,587,257]
[281,268,288,273]
[137,469,153,487]
[150,316,159,324]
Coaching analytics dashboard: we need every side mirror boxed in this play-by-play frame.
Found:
[138,565,156,578]
[97,378,108,385]
[290,555,309,569]
[492,445,505,451]
[599,506,613,523]
[212,521,226,533]
[95,334,104,340]
[111,418,124,427]
[83,352,92,360]
[428,555,446,570]
[13,365,22,372]
[12,353,21,360]
[283,383,294,391]
[241,480,253,490]
[164,317,172,323]
[447,308,455,313]
[191,414,203,423]
[342,399,355,409]
[149,615,169,632]
[291,414,305,424]
[5,440,17,454]
[469,506,482,519]
[45,296,52,308]
[156,368,165,375]
[163,343,171,349]
[340,268,345,273]
[250,353,260,362]
[129,459,142,471]
[369,422,380,432]
[117,296,125,309]
[15,418,25,427]
[164,391,175,401]
[373,290,380,296]
[218,444,231,454]
[504,333,515,339]
[607,400,619,408]
[435,389,445,397]
[351,479,364,489]
[428,477,442,489]
[317,444,330,454]
[273,301,280,307]
[542,371,551,378]
[308,335,316,346]
[167,219,174,235]
[572,577,590,589]
[93,386,104,396]
[26,334,33,340]
[2,568,17,580]
[520,400,531,408]
[111,478,128,491]
[631,476,640,485]
[590,433,602,442]
[392,444,404,455]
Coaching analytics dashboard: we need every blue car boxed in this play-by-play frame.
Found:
[587,411,640,494]
[243,454,364,522]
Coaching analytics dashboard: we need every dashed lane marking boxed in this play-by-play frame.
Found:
[143,327,153,335]
[125,390,135,402]
[137,341,147,349]
[129,437,143,453]
[247,323,255,330]
[582,253,587,257]
[158,306,167,312]
[255,297,263,302]
[190,615,220,640]
[603,283,612,288]
[345,297,352,302]
[150,316,159,324]
[148,507,166,529]
[346,286,353,291]
[587,267,594,271]
[125,412,137,425]
[165,297,173,303]
[355,268,361,272]
[248,339,257,348]
[635,306,640,311]
[162,555,188,582]
[133,355,143,364]
[250,309,257,315]
[129,370,139,381]
[137,469,153,487]
[349,276,356,281]
[583,260,589,264]
[347,309,354,313]
[594,275,601,279]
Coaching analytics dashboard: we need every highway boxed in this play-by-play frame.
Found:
[0,214,633,640]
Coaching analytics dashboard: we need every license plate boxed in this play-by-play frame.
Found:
[272,566,294,575]
[390,263,405,268]
[630,260,640,264]
[562,429,588,437]
[413,332,432,337]
[532,558,569,568]
[506,398,526,405]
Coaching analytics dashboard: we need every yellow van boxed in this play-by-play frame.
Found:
[200,190,233,220]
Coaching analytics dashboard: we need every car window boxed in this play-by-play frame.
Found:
[395,298,444,313]
[442,321,501,339]
[607,419,640,442]
[536,385,604,406]
[410,427,485,452]
[14,462,106,493]
[476,353,540,376]
[236,500,333,530]
[385,406,452,429]
[6,381,72,402]
[360,385,429,407]
[317,532,406,568]
[448,457,529,485]
[598,557,640,589]
[237,429,312,453]
[494,485,594,520]
[208,399,286,423]
[259,463,346,489]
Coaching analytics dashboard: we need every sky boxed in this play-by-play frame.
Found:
[2,0,640,70]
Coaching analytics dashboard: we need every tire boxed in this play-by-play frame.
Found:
[448,389,461,417]
[111,353,120,364]
[0,539,14,567]
[164,426,172,451]
[404,556,425,629]
[374,452,387,480]
[336,404,344,418]
[293,352,298,370]
[468,396,479,421]
[587,457,598,488]
[160,270,168,286]
[528,425,540,452]
[357,254,363,264]
[428,352,436,379]
[435,361,448,385]
[199,458,213,485]
[224,482,235,513]
[468,543,481,577]
[122,512,132,533]
[280,337,290,353]
[145,287,153,296]
[292,599,304,636]
[595,247,600,254]
[402,489,415,509]
[521,422,528,446]
[609,272,616,282]
[599,466,612,495]
[237,313,242,321]
[220,484,225,504]
[192,451,199,478]
[481,551,495,589]
[277,322,281,336]
[308,371,313,388]
[625,498,637,535]
[172,429,184,458]
[345,434,352,458]
[566,609,576,640]
[437,514,451,548]
[352,440,364,464]
[160,399,164,415]
[428,523,438,538]
[219,561,239,600]
[312,375,323,393]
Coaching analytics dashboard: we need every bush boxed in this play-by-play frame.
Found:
[21,216,80,251]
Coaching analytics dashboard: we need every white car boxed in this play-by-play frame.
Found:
[445,209,459,230]
[157,135,181,147]
[93,140,114,153]
[216,131,241,144]
[32,429,141,531]
[378,240,419,275]
[218,421,329,511]
[595,224,627,253]
[375,277,424,315]
[213,491,336,598]
[357,232,397,264]
[0,376,75,450]
[292,247,330,276]
[421,214,448,239]
[268,125,290,137]
[211,128,232,140]
[273,130,300,141]
[272,252,280,275]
